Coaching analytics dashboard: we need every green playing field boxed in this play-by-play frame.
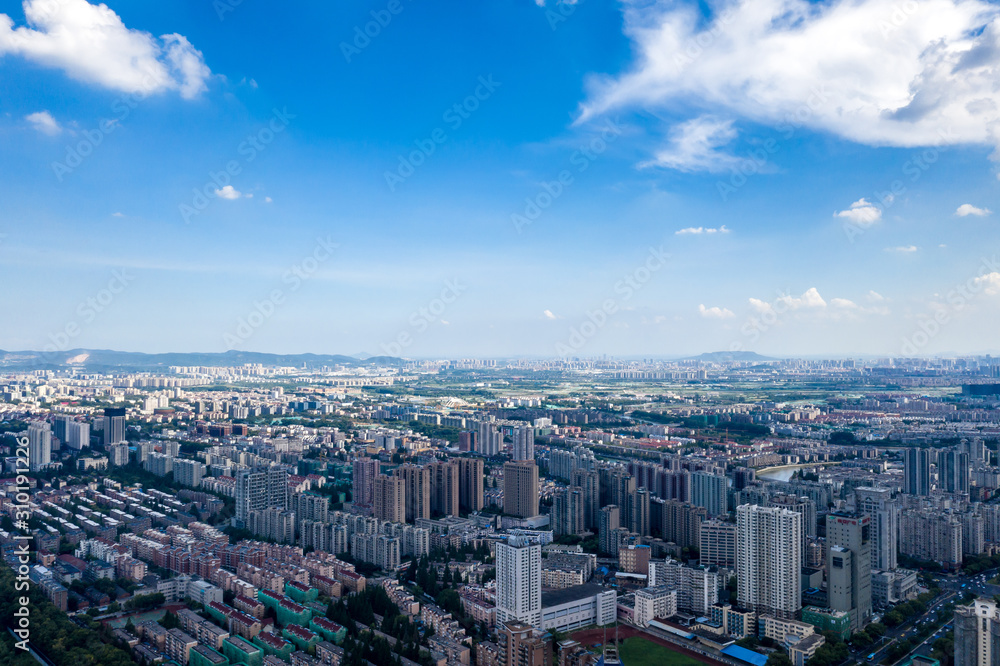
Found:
[616,636,707,666]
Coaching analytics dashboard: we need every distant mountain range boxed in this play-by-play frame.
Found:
[683,351,778,363]
[0,348,781,371]
[0,349,404,371]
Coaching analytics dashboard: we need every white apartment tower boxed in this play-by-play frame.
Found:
[27,421,52,471]
[496,534,542,629]
[512,424,535,461]
[736,504,803,620]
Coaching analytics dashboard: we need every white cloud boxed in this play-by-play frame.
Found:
[973,272,1000,295]
[698,303,735,319]
[749,288,888,319]
[750,289,828,313]
[830,297,857,309]
[543,309,557,320]
[885,245,918,253]
[25,110,60,135]
[776,287,827,310]
[579,0,1000,169]
[0,0,210,99]
[834,198,883,227]
[215,185,243,200]
[675,225,730,235]
[641,116,741,172]
[265,196,273,203]
[956,203,992,216]
[111,212,124,217]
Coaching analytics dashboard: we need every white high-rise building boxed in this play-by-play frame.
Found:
[108,443,130,466]
[477,421,502,457]
[175,459,205,488]
[496,534,542,628]
[27,422,52,471]
[512,424,535,461]
[65,421,90,450]
[736,504,802,620]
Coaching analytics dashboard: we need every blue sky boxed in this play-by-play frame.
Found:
[1,0,1000,359]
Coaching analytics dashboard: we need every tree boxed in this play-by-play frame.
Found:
[436,588,462,618]
[883,610,904,627]
[161,610,179,630]
[767,652,793,666]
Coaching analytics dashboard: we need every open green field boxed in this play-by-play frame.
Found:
[618,637,706,666]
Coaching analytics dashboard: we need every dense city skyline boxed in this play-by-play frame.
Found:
[4,2,1000,664]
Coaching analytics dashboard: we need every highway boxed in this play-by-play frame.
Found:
[854,589,955,665]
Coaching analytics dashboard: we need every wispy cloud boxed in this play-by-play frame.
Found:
[641,117,742,173]
[676,225,730,235]
[885,245,918,253]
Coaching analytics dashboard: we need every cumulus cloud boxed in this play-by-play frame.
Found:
[214,185,243,200]
[25,110,60,135]
[543,309,558,320]
[956,203,992,216]
[885,245,918,253]
[265,196,273,203]
[776,287,827,310]
[867,290,887,302]
[699,304,735,318]
[973,272,1000,295]
[675,225,730,235]
[0,0,210,99]
[834,198,883,227]
[579,0,1000,171]
[749,287,888,319]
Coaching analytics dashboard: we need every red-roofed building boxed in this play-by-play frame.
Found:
[235,594,265,618]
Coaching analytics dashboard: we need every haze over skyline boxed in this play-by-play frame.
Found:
[3,0,1000,358]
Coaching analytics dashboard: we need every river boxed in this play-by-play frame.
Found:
[755,463,833,482]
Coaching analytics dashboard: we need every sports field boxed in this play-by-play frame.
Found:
[618,636,708,666]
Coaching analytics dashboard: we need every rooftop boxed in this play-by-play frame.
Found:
[541,582,609,608]
[721,645,769,666]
